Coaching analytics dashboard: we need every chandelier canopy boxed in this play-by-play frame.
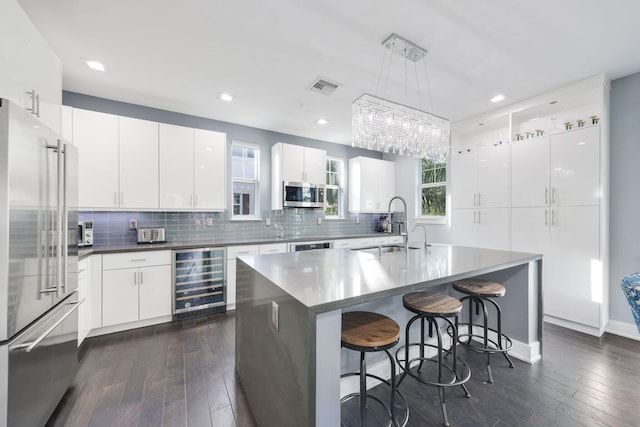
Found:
[352,34,450,161]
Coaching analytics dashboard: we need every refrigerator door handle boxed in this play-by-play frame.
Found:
[60,140,68,295]
[12,297,85,353]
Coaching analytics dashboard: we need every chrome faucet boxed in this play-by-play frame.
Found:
[387,196,408,252]
[413,224,429,248]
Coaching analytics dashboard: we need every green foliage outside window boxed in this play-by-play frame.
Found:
[420,159,446,217]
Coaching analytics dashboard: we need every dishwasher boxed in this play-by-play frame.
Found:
[172,247,226,319]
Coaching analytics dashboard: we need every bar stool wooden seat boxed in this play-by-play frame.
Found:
[452,278,514,384]
[341,311,409,427]
[395,292,471,426]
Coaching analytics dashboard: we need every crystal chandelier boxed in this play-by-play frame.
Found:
[352,34,450,162]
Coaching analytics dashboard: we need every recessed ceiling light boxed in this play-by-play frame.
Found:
[219,93,233,102]
[490,94,505,103]
[316,118,329,125]
[86,60,105,72]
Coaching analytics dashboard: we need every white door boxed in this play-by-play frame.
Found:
[281,144,305,182]
[73,109,119,208]
[477,145,510,208]
[450,153,478,209]
[102,268,139,326]
[159,123,194,209]
[119,116,159,209]
[303,146,327,184]
[547,205,601,327]
[194,129,226,210]
[139,265,172,320]
[550,126,600,207]
[511,137,551,208]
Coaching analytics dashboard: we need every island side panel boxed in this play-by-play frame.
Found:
[235,258,315,427]
[314,310,341,427]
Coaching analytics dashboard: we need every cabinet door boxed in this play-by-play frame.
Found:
[376,159,396,210]
[139,265,172,320]
[511,207,549,255]
[547,206,601,327]
[303,146,327,184]
[511,137,550,207]
[450,153,477,209]
[119,116,159,209]
[77,259,91,345]
[102,268,139,326]
[451,209,477,247]
[477,145,510,208]
[73,109,119,208]
[475,208,510,250]
[550,126,600,206]
[358,157,380,211]
[281,144,305,182]
[159,123,194,209]
[194,129,226,210]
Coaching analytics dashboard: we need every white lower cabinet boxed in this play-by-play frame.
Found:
[452,208,509,250]
[226,245,260,310]
[101,251,172,327]
[332,236,395,249]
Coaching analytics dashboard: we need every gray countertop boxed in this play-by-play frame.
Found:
[238,244,542,313]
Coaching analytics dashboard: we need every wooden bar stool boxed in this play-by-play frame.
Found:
[452,278,514,384]
[394,292,471,427]
[341,311,409,427]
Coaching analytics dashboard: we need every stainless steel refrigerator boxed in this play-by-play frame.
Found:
[0,99,80,427]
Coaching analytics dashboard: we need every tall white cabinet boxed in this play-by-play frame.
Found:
[451,75,609,335]
[271,142,327,209]
[451,144,510,250]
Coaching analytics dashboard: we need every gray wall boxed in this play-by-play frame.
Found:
[609,72,640,325]
[63,91,382,215]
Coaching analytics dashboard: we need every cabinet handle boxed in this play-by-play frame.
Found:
[477,193,481,207]
[25,90,36,116]
[134,272,137,285]
[140,271,144,284]
[473,193,477,207]
[544,209,548,225]
[551,209,555,226]
[545,188,548,205]
[130,258,147,262]
[551,188,556,204]
[473,210,476,224]
[35,93,40,117]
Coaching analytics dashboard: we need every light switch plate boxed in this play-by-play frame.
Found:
[271,301,279,331]
[317,217,322,225]
[265,217,271,226]
[129,219,137,230]
[206,218,213,227]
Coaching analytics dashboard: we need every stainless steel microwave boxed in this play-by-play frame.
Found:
[283,181,325,208]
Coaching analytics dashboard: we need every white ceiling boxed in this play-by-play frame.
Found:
[18,0,640,145]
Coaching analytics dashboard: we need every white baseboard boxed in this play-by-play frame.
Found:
[606,320,640,341]
[544,315,605,337]
[88,315,172,337]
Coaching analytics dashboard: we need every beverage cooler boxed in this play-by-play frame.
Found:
[172,248,225,319]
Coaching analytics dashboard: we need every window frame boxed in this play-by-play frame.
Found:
[230,141,261,220]
[325,156,344,219]
[416,158,448,225]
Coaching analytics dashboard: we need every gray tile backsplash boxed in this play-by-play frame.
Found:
[78,209,382,247]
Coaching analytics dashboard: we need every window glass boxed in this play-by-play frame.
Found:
[419,159,446,217]
[232,142,260,217]
[325,158,343,218]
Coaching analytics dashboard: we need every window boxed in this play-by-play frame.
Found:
[231,142,260,218]
[419,159,446,218]
[325,157,343,218]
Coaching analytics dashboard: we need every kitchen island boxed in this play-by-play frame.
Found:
[235,244,542,427]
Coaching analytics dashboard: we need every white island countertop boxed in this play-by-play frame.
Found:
[238,244,541,313]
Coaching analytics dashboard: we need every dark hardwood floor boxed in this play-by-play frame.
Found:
[47,313,640,427]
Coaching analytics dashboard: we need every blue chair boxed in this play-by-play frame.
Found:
[621,273,640,333]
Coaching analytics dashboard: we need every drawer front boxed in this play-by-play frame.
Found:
[227,245,260,260]
[102,250,171,270]
[259,243,287,254]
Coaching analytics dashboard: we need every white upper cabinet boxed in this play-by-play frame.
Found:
[73,109,119,209]
[348,156,396,213]
[119,117,159,209]
[159,123,226,210]
[271,142,327,209]
[194,128,226,210]
[0,0,62,133]
[159,123,195,209]
[549,126,600,207]
[452,145,509,210]
[511,137,551,207]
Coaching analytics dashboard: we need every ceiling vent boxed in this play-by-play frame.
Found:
[308,78,339,96]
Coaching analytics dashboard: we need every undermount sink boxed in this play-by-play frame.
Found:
[354,245,421,254]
